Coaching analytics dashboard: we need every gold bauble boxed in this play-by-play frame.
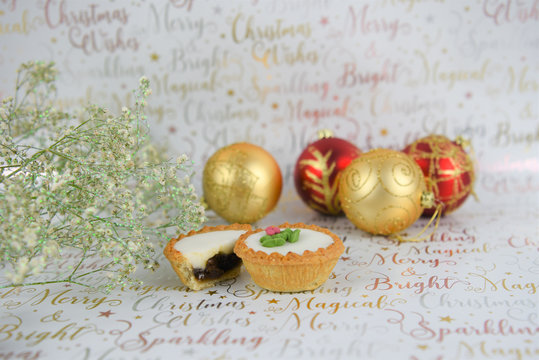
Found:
[338,149,427,235]
[203,142,282,223]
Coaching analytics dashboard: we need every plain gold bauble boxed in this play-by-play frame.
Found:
[338,148,427,235]
[203,143,282,224]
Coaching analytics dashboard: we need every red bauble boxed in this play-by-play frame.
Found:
[403,135,475,216]
[294,135,361,215]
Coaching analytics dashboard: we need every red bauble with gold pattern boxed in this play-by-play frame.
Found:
[294,133,361,215]
[403,135,476,216]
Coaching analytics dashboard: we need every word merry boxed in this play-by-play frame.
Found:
[507,65,539,93]
[272,311,387,334]
[0,288,121,310]
[345,4,411,40]
[149,3,204,37]
[351,252,452,268]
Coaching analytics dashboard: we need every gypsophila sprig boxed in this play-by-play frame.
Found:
[0,61,206,292]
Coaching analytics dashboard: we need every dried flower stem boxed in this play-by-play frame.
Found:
[0,61,206,292]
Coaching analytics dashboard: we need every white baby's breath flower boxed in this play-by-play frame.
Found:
[23,228,38,247]
[1,62,206,291]
[29,257,45,275]
[0,107,7,120]
[176,154,188,166]
[42,240,59,257]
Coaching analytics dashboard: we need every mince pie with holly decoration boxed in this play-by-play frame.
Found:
[233,222,344,292]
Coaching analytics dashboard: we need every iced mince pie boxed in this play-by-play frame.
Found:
[233,222,344,292]
[164,224,251,290]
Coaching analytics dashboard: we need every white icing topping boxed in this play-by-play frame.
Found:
[244,228,334,255]
[173,230,246,268]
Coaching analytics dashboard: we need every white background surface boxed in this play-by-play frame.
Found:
[0,1,538,359]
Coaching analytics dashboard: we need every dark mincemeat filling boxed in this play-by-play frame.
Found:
[193,253,241,280]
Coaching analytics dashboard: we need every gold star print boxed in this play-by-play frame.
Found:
[150,53,160,61]
[271,103,279,109]
[135,315,142,319]
[381,247,389,251]
[267,299,279,304]
[417,345,428,350]
[206,290,217,296]
[440,316,455,323]
[227,89,234,96]
[380,128,388,136]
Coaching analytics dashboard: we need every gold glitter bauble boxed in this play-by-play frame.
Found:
[203,143,282,224]
[338,149,427,235]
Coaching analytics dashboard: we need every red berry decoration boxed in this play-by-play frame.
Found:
[294,130,361,215]
[403,135,476,216]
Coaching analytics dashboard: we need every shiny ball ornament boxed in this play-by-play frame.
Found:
[338,149,428,235]
[403,135,475,216]
[294,134,361,215]
[203,143,282,224]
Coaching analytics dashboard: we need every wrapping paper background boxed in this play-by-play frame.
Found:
[0,0,538,359]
